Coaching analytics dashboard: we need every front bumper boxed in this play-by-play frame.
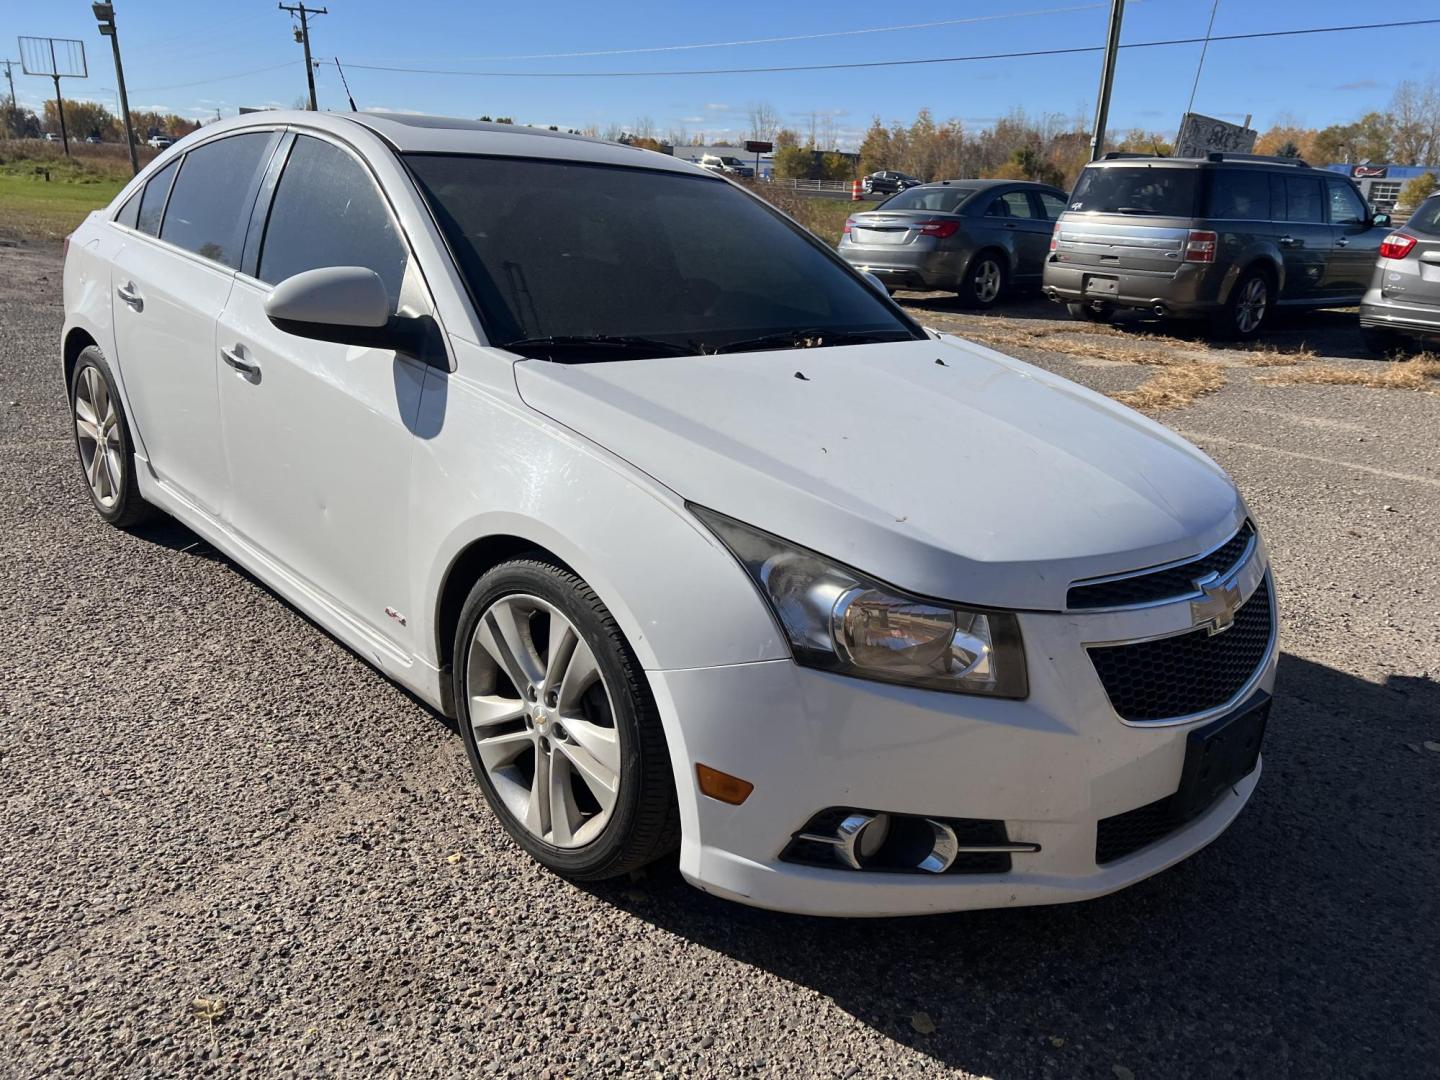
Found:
[649,594,1277,917]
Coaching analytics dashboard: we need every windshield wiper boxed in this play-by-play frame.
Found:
[707,328,913,355]
[499,335,696,362]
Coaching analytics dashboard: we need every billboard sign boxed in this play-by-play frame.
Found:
[744,140,773,154]
[1174,112,1256,159]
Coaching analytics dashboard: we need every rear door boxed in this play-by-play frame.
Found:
[1325,177,1385,297]
[108,131,277,515]
[215,132,431,650]
[980,188,1051,281]
[1271,174,1331,302]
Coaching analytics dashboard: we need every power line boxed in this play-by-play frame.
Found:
[324,18,1440,79]
[1186,0,1222,116]
[130,61,297,95]
[351,2,1131,64]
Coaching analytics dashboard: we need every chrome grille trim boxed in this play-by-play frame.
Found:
[1066,521,1257,613]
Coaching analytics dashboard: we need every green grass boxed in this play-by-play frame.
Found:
[0,174,125,241]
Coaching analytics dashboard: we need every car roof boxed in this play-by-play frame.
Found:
[168,110,708,176]
[1083,155,1329,175]
[910,178,1055,190]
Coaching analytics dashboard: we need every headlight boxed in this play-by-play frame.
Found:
[691,506,1027,698]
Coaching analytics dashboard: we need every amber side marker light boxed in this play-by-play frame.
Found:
[696,764,754,805]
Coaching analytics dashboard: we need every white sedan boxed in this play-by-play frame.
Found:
[61,112,1277,916]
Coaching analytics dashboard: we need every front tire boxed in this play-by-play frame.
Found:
[69,346,153,528]
[957,252,1007,309]
[452,558,679,881]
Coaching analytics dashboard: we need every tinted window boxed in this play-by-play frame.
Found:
[1408,194,1440,235]
[136,159,178,237]
[880,186,976,212]
[258,136,409,311]
[1036,191,1068,220]
[160,133,272,267]
[407,155,917,353]
[1281,177,1324,223]
[1326,179,1368,225]
[987,191,1036,219]
[1069,166,1199,216]
[1205,169,1271,219]
[115,188,141,229]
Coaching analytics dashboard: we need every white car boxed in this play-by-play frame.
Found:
[61,112,1277,916]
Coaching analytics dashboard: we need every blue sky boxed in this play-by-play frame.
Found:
[4,0,1436,147]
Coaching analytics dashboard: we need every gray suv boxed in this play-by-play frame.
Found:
[838,179,1069,307]
[1043,154,1392,339]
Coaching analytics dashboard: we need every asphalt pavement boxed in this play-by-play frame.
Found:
[2,242,1437,1078]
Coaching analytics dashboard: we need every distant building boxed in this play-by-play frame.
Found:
[1322,163,1439,210]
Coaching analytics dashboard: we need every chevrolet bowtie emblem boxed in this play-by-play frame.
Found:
[1191,572,1242,635]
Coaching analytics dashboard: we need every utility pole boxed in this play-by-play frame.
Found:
[1,59,18,108]
[278,2,326,111]
[49,40,70,155]
[92,3,139,176]
[1088,0,1125,161]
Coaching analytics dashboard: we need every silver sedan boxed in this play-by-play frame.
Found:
[839,179,1069,307]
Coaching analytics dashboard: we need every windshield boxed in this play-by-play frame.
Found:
[1069,166,1200,216]
[407,155,919,358]
[876,186,976,213]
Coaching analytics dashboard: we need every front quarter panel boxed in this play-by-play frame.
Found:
[410,338,788,676]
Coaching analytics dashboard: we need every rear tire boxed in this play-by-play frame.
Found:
[452,557,679,881]
[68,346,154,529]
[1212,268,1272,341]
[957,253,1007,309]
[1361,326,1406,358]
[1066,301,1114,323]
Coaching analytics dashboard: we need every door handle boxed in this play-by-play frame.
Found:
[1279,236,1297,247]
[1335,237,1350,248]
[220,344,261,381]
[116,281,144,311]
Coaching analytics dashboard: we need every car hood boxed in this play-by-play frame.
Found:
[513,334,1243,611]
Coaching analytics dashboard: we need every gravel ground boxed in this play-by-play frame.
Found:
[2,242,1437,1079]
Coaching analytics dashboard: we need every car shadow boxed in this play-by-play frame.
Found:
[581,652,1439,1078]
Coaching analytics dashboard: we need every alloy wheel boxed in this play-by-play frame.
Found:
[1235,276,1268,335]
[463,594,621,848]
[74,365,123,509]
[973,259,1002,304]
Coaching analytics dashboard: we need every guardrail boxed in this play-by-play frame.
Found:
[764,177,857,193]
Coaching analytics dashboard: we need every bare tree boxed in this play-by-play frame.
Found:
[630,115,656,141]
[1390,78,1440,166]
[745,101,780,144]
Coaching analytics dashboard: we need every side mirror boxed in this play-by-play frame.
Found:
[1372,212,1392,228]
[862,270,892,299]
[265,266,425,353]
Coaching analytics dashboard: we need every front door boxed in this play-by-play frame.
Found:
[1325,177,1386,297]
[216,133,429,649]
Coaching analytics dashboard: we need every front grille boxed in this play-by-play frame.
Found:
[1068,522,1255,610]
[1087,576,1273,722]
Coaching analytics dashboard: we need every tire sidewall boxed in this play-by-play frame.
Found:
[69,347,141,525]
[452,560,652,879]
[961,253,1006,309]
[1224,269,1272,341]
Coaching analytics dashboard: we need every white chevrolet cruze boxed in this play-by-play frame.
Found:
[61,112,1277,916]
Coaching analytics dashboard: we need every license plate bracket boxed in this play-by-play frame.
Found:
[1083,273,1119,297]
[1171,693,1269,822]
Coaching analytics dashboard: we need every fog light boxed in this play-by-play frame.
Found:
[696,764,754,805]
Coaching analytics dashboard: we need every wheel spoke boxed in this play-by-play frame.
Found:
[74,390,98,426]
[86,446,103,489]
[524,745,552,837]
[564,717,620,777]
[474,727,533,769]
[542,616,577,695]
[557,639,599,714]
[102,448,122,498]
[468,693,526,728]
[478,599,543,692]
[75,415,102,444]
[555,737,618,815]
[90,371,110,425]
[548,754,579,846]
